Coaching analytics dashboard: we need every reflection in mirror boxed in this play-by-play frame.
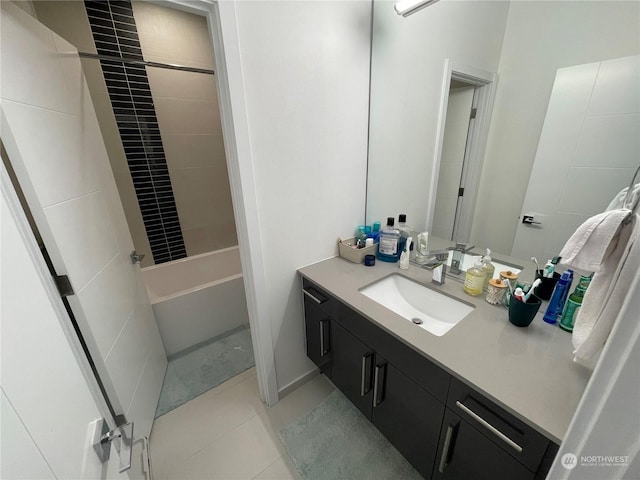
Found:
[366,0,640,262]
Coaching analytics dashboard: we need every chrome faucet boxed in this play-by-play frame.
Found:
[422,251,449,285]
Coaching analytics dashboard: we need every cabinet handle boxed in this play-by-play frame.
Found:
[372,362,387,407]
[455,401,523,453]
[303,288,326,304]
[360,352,374,396]
[438,423,457,473]
[319,318,329,356]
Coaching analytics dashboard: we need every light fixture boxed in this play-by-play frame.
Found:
[394,0,441,17]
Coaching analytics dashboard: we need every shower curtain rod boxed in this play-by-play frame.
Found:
[78,51,215,75]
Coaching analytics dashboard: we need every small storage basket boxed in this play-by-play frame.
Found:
[338,237,377,264]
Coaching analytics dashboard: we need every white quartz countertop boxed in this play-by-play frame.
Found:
[297,243,592,444]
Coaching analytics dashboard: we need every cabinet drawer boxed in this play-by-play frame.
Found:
[302,278,339,317]
[447,377,552,472]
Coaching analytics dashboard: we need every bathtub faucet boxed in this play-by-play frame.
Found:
[130,250,146,265]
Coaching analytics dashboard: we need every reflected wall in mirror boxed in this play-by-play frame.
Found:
[366,0,640,261]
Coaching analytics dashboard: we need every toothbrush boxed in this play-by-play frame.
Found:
[503,278,514,293]
[530,257,540,273]
[524,278,542,302]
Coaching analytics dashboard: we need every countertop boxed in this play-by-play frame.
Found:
[297,241,593,444]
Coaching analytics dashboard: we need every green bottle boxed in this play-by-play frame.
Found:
[559,275,591,332]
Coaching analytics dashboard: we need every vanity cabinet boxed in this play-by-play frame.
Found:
[300,277,557,480]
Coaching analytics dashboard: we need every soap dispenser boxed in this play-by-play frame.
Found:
[464,258,486,296]
[399,237,412,270]
[481,249,495,291]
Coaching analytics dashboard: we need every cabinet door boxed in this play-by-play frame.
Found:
[433,408,535,480]
[303,296,331,374]
[331,320,374,419]
[371,362,445,479]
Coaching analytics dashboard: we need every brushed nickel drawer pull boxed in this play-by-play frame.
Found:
[456,401,523,453]
[303,288,324,304]
[360,352,374,396]
[438,423,456,473]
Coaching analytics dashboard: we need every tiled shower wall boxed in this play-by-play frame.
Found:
[32,0,237,265]
[133,1,238,255]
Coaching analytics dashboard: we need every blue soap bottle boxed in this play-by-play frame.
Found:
[543,270,573,324]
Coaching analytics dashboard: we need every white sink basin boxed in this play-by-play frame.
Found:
[359,274,474,336]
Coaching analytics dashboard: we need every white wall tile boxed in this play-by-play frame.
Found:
[125,343,167,439]
[104,305,154,414]
[514,63,599,218]
[74,254,137,359]
[0,392,56,480]
[0,2,76,113]
[43,192,119,291]
[588,55,640,116]
[1,100,100,208]
[573,114,640,169]
[558,167,634,215]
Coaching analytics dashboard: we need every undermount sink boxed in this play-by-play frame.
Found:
[359,274,474,336]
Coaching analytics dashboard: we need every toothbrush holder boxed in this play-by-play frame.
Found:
[535,271,561,300]
[508,295,542,327]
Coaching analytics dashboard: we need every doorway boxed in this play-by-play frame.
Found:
[1,0,277,451]
[427,61,497,244]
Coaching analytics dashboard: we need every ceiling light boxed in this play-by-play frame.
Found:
[394,0,441,17]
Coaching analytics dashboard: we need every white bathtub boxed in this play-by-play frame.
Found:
[142,246,249,356]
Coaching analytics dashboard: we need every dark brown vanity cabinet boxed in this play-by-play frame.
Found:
[300,278,557,480]
[434,378,558,480]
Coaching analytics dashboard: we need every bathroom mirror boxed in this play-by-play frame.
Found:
[365,0,640,263]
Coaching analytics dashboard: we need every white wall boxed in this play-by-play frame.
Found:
[472,1,640,255]
[366,0,510,230]
[511,55,640,263]
[234,1,371,391]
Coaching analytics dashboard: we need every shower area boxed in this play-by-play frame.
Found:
[32,0,253,415]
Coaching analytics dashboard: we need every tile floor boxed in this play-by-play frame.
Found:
[149,368,335,479]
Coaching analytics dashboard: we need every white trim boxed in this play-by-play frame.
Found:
[0,160,117,430]
[157,0,279,406]
[278,368,320,400]
[426,60,497,243]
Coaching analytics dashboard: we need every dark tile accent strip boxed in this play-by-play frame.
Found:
[84,0,186,264]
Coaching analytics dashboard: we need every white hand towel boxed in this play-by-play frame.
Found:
[559,209,630,272]
[571,214,639,361]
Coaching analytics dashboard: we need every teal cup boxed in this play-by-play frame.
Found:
[508,295,541,327]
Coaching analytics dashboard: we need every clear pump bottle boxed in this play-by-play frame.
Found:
[464,258,486,296]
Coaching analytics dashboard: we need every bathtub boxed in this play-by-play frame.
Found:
[142,246,250,356]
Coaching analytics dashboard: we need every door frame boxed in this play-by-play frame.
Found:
[427,59,497,244]
[153,0,279,406]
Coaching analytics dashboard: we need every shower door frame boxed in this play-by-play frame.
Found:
[160,0,279,406]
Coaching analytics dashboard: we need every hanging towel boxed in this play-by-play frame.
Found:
[606,183,640,211]
[558,209,629,272]
[559,212,639,361]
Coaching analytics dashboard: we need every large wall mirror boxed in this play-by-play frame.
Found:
[365,0,640,263]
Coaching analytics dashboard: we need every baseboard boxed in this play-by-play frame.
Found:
[278,368,319,400]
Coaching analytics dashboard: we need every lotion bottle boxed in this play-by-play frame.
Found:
[464,258,486,296]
